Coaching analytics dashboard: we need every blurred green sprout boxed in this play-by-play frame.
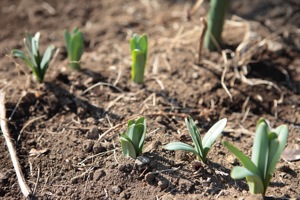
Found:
[130,34,148,84]
[64,28,84,70]
[11,32,55,83]
[223,119,288,196]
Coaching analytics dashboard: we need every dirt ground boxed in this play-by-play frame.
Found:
[0,0,300,199]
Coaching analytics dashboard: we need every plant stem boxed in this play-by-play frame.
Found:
[204,0,229,51]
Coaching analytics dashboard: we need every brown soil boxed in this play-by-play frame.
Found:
[0,0,300,199]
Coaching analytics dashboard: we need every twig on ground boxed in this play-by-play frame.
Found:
[198,17,207,64]
[81,82,123,95]
[0,91,32,198]
[221,50,233,101]
[33,166,41,194]
[9,90,27,121]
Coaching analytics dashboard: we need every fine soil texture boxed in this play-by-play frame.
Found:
[0,0,300,199]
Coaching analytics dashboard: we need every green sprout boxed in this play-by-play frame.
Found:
[11,32,55,83]
[164,115,227,163]
[204,0,229,51]
[223,119,288,196]
[130,34,148,84]
[64,28,84,70]
[120,117,146,159]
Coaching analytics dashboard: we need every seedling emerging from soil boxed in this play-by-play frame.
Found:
[11,32,55,83]
[223,119,288,196]
[120,117,146,159]
[204,0,229,51]
[130,34,148,84]
[64,28,84,70]
[164,116,227,163]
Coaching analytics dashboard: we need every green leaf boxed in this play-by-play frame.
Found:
[131,124,145,154]
[136,117,146,151]
[64,30,71,52]
[23,38,37,68]
[251,122,269,181]
[202,118,227,159]
[164,142,198,155]
[11,49,34,71]
[31,32,40,58]
[131,49,146,83]
[185,116,203,159]
[231,166,256,179]
[120,136,137,159]
[130,34,139,53]
[138,34,148,56]
[40,45,54,82]
[267,125,288,175]
[223,141,261,177]
[246,175,265,194]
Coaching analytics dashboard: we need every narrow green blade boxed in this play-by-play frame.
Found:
[251,122,269,181]
[223,141,261,177]
[11,49,34,71]
[164,142,198,155]
[120,136,137,159]
[185,116,204,158]
[202,118,227,158]
[231,166,256,179]
[64,30,71,53]
[267,125,288,175]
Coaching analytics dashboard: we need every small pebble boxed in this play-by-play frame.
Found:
[158,179,169,190]
[135,156,150,167]
[82,140,94,153]
[93,142,106,154]
[145,173,155,184]
[86,127,99,140]
[111,186,122,194]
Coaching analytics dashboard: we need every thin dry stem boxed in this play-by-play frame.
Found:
[0,91,32,198]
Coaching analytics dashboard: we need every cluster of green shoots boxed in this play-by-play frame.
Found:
[223,119,288,196]
[120,116,288,197]
[11,32,55,83]
[164,115,227,163]
[11,28,84,83]
[120,117,146,159]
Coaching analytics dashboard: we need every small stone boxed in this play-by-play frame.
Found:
[101,141,113,150]
[158,178,169,190]
[86,117,97,125]
[94,169,106,181]
[111,186,122,194]
[145,173,156,184]
[86,127,99,140]
[135,156,150,167]
[118,164,133,173]
[156,116,163,123]
[93,142,106,154]
[192,72,199,79]
[83,140,94,153]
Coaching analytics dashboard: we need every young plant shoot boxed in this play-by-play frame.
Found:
[204,0,229,51]
[64,28,84,70]
[164,115,227,163]
[11,32,55,83]
[130,34,148,84]
[120,117,146,159]
[223,119,288,196]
